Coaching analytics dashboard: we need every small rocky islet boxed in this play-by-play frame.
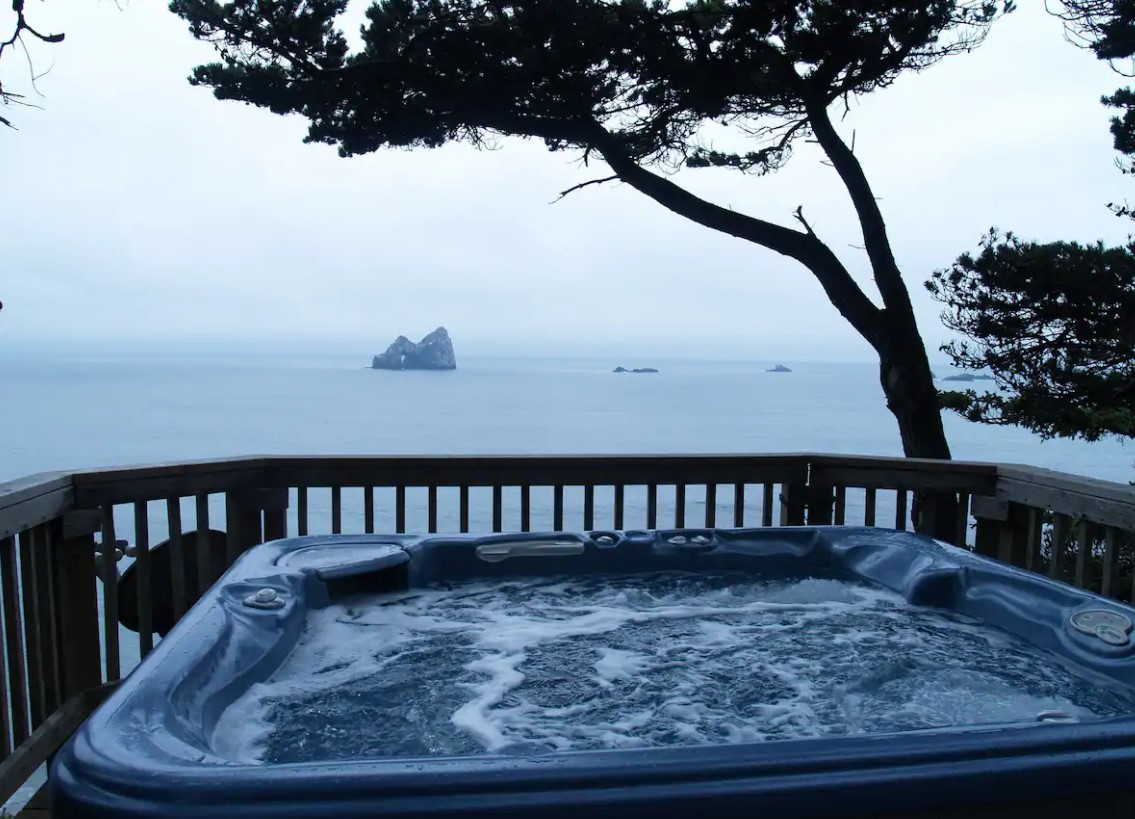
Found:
[370,327,457,371]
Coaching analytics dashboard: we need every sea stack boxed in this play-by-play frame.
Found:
[371,327,457,370]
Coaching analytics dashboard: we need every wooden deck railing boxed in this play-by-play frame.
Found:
[0,452,1132,812]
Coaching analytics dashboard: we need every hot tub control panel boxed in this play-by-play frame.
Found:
[1070,608,1134,647]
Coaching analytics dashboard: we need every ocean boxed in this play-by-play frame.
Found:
[1,349,1131,484]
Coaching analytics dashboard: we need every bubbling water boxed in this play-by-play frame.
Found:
[212,572,1135,764]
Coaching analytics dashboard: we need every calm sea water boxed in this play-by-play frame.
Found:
[1,349,1131,484]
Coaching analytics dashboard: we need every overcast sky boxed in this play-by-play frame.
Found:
[0,2,1131,361]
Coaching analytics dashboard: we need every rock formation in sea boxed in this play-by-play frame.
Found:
[942,373,994,382]
[614,366,659,373]
[767,364,792,373]
[371,327,457,370]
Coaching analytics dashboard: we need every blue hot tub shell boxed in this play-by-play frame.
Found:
[51,527,1135,818]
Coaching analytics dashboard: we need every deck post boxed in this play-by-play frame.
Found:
[779,481,806,526]
[805,482,835,525]
[51,511,103,704]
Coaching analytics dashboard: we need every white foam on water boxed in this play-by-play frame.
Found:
[212,572,1135,764]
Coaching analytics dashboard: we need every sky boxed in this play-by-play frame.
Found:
[0,1,1132,362]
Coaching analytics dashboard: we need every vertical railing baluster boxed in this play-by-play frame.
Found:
[833,485,846,526]
[395,486,407,534]
[583,486,594,531]
[647,484,658,529]
[613,485,624,530]
[1050,514,1069,580]
[0,538,10,758]
[894,491,908,531]
[135,502,153,659]
[675,484,686,528]
[167,498,189,624]
[1102,526,1120,598]
[459,486,470,533]
[331,487,343,535]
[761,483,773,527]
[520,486,531,533]
[194,492,212,594]
[428,486,438,534]
[553,486,564,531]
[36,523,62,716]
[1074,520,1092,590]
[100,505,121,683]
[704,484,716,528]
[955,493,970,548]
[19,529,44,729]
[733,483,745,527]
[492,486,503,533]
[0,535,27,747]
[864,488,877,527]
[364,486,375,534]
[297,487,309,537]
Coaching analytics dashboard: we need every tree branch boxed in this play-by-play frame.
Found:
[586,128,883,345]
[805,97,911,315]
[551,174,618,203]
[793,205,817,237]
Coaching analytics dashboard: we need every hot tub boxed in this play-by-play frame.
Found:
[51,527,1135,818]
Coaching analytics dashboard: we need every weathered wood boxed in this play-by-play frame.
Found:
[675,484,686,528]
[51,530,102,701]
[521,486,532,533]
[73,458,265,507]
[894,491,908,531]
[61,509,100,540]
[1,536,29,748]
[779,482,806,526]
[331,487,342,535]
[263,454,810,491]
[647,484,658,529]
[996,503,1032,570]
[613,485,624,530]
[997,471,1135,531]
[0,538,13,757]
[864,487,877,527]
[1102,526,1120,598]
[1050,514,1070,580]
[134,502,153,659]
[167,499,188,623]
[493,486,503,533]
[954,493,970,548]
[734,483,745,527]
[1074,521,1093,590]
[224,491,262,569]
[19,529,46,730]
[395,486,406,534]
[296,487,309,537]
[762,483,774,527]
[0,682,116,808]
[364,486,375,534]
[0,473,72,542]
[583,485,594,531]
[833,485,847,526]
[553,486,564,531]
[194,495,214,592]
[705,483,717,528]
[99,507,120,682]
[806,483,835,526]
[428,486,438,534]
[459,486,470,533]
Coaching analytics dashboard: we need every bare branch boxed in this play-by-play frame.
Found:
[551,175,618,203]
[792,205,818,237]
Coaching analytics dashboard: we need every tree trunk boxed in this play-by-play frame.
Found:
[876,310,959,541]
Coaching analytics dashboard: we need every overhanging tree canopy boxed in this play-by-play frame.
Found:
[171,0,1012,475]
[0,0,65,128]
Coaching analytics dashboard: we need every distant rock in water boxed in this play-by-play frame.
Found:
[942,373,994,383]
[767,364,792,373]
[614,366,659,374]
[371,327,457,370]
